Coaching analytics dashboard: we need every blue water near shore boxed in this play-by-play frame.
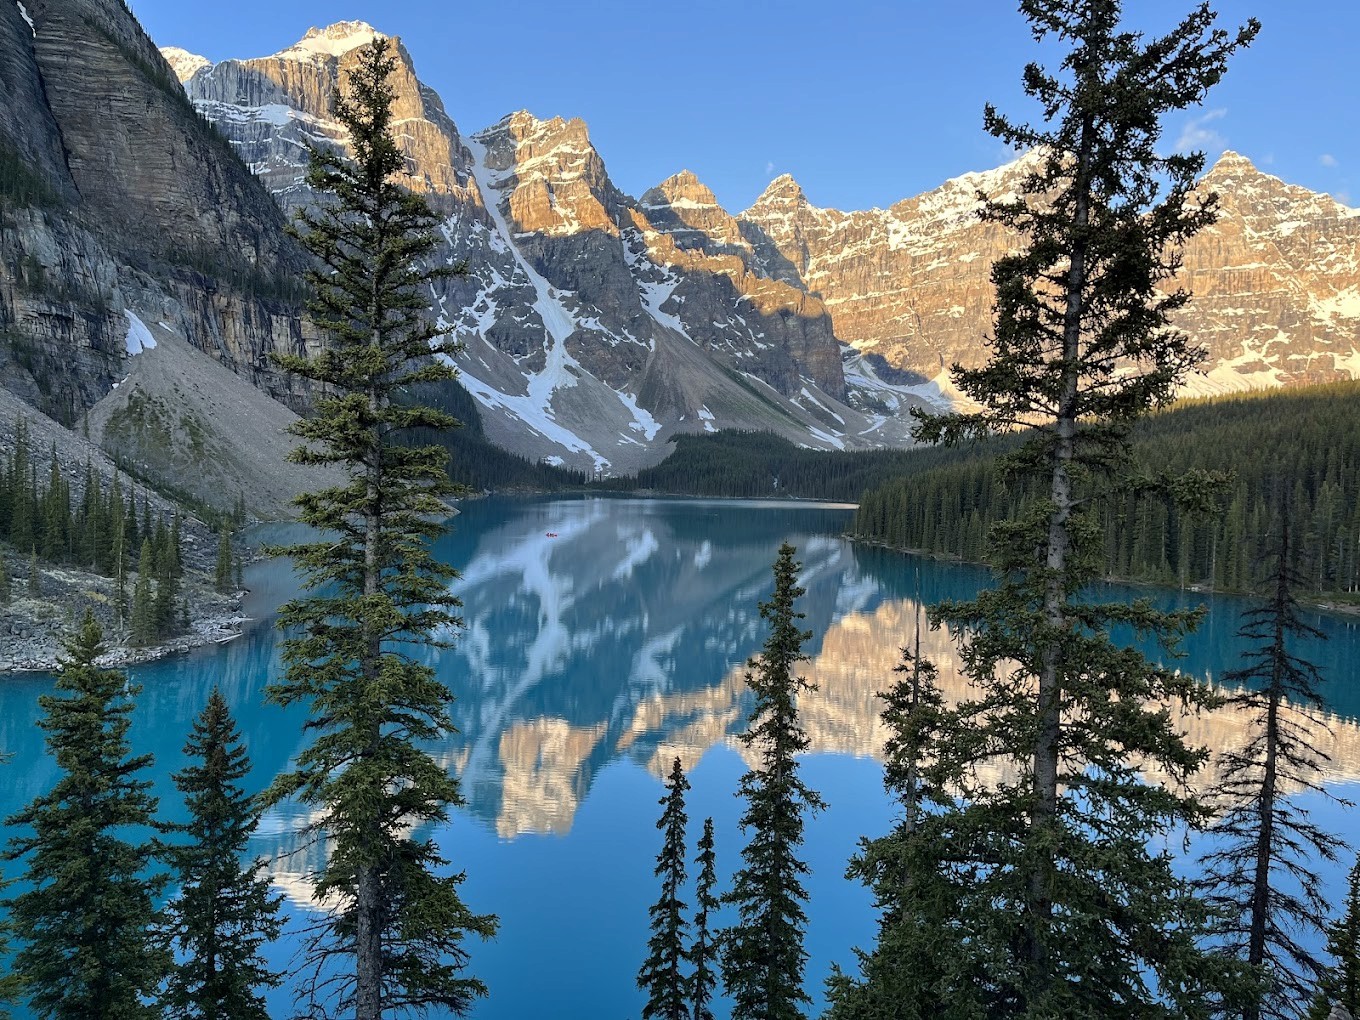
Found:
[1,494,1356,1017]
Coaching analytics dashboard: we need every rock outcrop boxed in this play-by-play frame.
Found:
[0,0,314,432]
[739,150,1360,392]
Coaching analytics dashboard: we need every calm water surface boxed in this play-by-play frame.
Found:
[1,495,1357,1018]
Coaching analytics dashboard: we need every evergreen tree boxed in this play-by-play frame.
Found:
[906,3,1258,1015]
[132,538,157,646]
[826,603,975,1020]
[215,529,234,593]
[3,613,167,1018]
[266,37,494,1020]
[0,552,9,606]
[688,817,719,1020]
[1310,858,1360,1020]
[26,549,38,597]
[161,689,283,1020]
[1200,511,1347,1020]
[155,546,181,638]
[639,757,691,1020]
[719,543,825,1020]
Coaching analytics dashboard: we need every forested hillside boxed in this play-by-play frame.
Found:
[852,382,1360,596]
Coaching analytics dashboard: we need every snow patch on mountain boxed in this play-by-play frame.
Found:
[460,137,610,470]
[282,22,384,61]
[123,311,157,356]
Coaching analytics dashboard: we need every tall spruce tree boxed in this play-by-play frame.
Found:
[639,757,691,1020]
[688,817,719,1020]
[3,612,167,1019]
[266,36,495,1020]
[826,604,976,1020]
[719,543,825,1020]
[131,538,157,646]
[1310,858,1360,1020]
[215,529,234,593]
[1200,510,1347,1020]
[161,688,284,1020]
[907,2,1258,1015]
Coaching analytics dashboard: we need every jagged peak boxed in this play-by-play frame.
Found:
[645,169,720,208]
[279,21,385,60]
[475,110,593,149]
[161,46,212,83]
[748,173,807,210]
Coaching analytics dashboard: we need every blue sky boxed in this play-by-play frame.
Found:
[127,0,1356,213]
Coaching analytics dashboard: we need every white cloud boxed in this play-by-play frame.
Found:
[764,161,775,176]
[1174,108,1228,154]
[1320,153,1339,168]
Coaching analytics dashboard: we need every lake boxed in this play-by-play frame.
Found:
[1,494,1358,1018]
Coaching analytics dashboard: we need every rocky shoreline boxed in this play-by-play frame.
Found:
[0,546,255,675]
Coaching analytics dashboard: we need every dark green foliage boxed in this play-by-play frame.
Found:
[131,538,156,646]
[720,543,826,1020]
[639,757,691,1020]
[0,552,9,605]
[1199,512,1347,1020]
[612,430,939,502]
[267,38,495,1020]
[161,689,283,1020]
[1310,859,1360,1020]
[25,550,38,597]
[898,2,1257,1015]
[3,613,168,1019]
[854,381,1360,595]
[214,529,234,593]
[688,817,719,1020]
[0,416,178,584]
[826,605,973,1020]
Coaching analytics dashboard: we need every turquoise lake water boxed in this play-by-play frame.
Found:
[1,494,1357,1017]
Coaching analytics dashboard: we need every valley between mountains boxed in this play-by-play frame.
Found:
[0,3,1357,661]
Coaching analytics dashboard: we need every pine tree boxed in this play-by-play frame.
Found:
[26,549,38,597]
[826,602,975,1020]
[215,529,234,593]
[161,689,284,1020]
[688,817,719,1020]
[1310,858,1360,1020]
[719,543,826,1020]
[2,612,167,1018]
[0,552,9,606]
[639,757,692,1020]
[1200,510,1348,1020]
[265,37,494,1020]
[906,3,1258,1015]
[132,538,157,646]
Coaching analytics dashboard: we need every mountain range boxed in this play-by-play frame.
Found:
[2,6,1357,500]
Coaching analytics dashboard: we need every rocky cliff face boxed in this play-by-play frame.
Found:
[0,0,314,436]
[739,150,1360,393]
[175,27,917,474]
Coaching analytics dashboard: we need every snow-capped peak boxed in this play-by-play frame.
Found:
[160,46,211,82]
[281,21,385,61]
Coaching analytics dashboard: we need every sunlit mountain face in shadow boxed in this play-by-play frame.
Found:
[1,495,1356,1020]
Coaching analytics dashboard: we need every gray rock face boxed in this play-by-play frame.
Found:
[0,0,316,428]
[174,29,897,474]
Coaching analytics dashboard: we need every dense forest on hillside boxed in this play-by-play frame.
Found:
[605,430,981,502]
[851,382,1360,596]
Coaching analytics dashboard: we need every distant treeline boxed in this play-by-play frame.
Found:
[851,382,1360,596]
[604,430,963,502]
